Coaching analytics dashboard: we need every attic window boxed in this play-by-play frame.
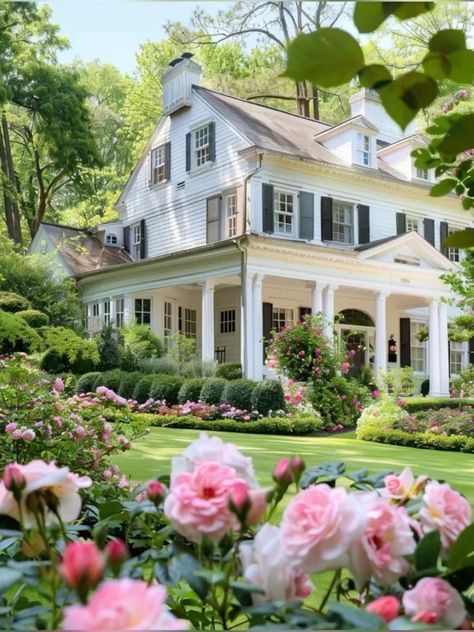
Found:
[394,254,420,266]
[416,167,429,180]
[357,134,371,166]
[106,233,117,245]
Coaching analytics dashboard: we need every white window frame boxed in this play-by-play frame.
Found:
[164,300,173,349]
[135,298,151,326]
[272,307,294,332]
[274,190,296,237]
[91,302,100,333]
[179,306,197,339]
[104,300,111,326]
[406,216,420,234]
[449,341,465,376]
[106,233,117,246]
[224,191,238,238]
[448,226,461,263]
[333,200,354,244]
[356,134,371,166]
[151,145,167,185]
[131,223,141,261]
[114,296,124,328]
[220,309,236,334]
[416,166,429,180]
[410,322,426,375]
[194,125,211,168]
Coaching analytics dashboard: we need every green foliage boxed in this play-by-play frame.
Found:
[122,323,164,360]
[0,309,42,353]
[200,378,228,405]
[378,367,417,397]
[133,375,156,403]
[118,371,144,400]
[353,2,434,33]
[76,372,101,394]
[149,375,185,405]
[166,332,197,367]
[40,326,99,374]
[138,356,179,375]
[14,309,49,328]
[401,397,474,413]
[178,378,205,404]
[117,345,139,372]
[99,369,125,393]
[221,379,257,411]
[251,379,286,416]
[358,426,474,453]
[0,291,31,313]
[356,396,409,436]
[96,324,120,371]
[309,376,370,427]
[215,362,242,381]
[451,366,474,397]
[180,358,217,379]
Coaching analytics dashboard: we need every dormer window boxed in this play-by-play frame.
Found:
[106,233,117,245]
[416,166,429,180]
[151,142,170,185]
[357,134,371,166]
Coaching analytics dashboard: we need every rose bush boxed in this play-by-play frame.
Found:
[0,430,472,630]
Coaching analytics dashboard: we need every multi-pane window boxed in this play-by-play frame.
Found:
[132,223,142,260]
[91,302,100,333]
[195,125,210,167]
[448,227,460,262]
[272,307,294,332]
[332,201,354,244]
[416,167,429,180]
[225,192,237,238]
[274,191,294,235]
[357,134,371,166]
[104,300,111,326]
[135,298,151,325]
[115,297,124,328]
[220,309,236,334]
[406,216,420,233]
[450,341,464,375]
[164,301,172,348]
[151,145,167,185]
[178,307,197,338]
[410,322,426,374]
[106,234,117,245]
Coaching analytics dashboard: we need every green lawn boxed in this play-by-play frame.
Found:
[115,428,474,504]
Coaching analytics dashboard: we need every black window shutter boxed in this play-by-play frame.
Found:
[469,337,474,366]
[396,212,406,235]
[299,191,314,240]
[164,142,171,181]
[440,221,449,257]
[399,317,411,367]
[321,196,333,241]
[299,307,312,320]
[140,219,146,259]
[423,218,435,246]
[185,132,191,172]
[123,225,130,253]
[262,302,273,361]
[262,184,274,233]
[208,122,216,162]
[206,195,221,243]
[357,204,370,244]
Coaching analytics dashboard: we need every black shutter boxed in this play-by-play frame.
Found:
[262,302,273,361]
[440,221,449,257]
[164,141,171,181]
[208,122,216,162]
[400,317,411,368]
[469,337,474,366]
[185,132,191,172]
[396,212,406,235]
[299,307,312,320]
[299,191,314,240]
[206,195,221,243]
[358,204,370,244]
[423,218,435,246]
[123,225,130,253]
[140,219,146,259]
[321,196,333,241]
[262,184,274,233]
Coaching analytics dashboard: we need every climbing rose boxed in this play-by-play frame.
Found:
[366,596,400,622]
[402,577,466,629]
[61,541,104,590]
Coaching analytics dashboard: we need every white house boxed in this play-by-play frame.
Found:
[30,54,473,396]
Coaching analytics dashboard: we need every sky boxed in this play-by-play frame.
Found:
[45,1,232,74]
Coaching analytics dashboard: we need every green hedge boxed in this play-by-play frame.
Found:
[359,426,474,454]
[215,363,242,380]
[149,376,185,405]
[401,397,474,413]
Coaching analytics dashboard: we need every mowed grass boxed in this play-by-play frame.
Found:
[115,428,474,504]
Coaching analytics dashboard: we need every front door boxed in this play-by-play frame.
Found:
[344,331,366,377]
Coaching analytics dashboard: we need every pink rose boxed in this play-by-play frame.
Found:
[240,524,313,604]
[105,538,128,573]
[229,487,267,526]
[5,422,17,434]
[61,541,104,591]
[381,467,428,502]
[3,464,26,493]
[348,496,416,590]
[281,484,366,573]
[366,596,400,622]
[11,429,22,440]
[341,362,350,374]
[22,429,35,441]
[96,386,108,396]
[53,377,64,393]
[164,461,249,543]
[147,480,165,503]
[419,482,471,553]
[402,577,466,629]
[273,458,293,485]
[62,578,187,630]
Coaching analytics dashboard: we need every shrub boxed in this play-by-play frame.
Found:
[215,362,242,381]
[178,378,205,404]
[15,309,49,328]
[378,367,417,397]
[401,397,474,413]
[122,323,164,360]
[40,326,99,374]
[118,372,144,399]
[40,347,99,375]
[133,375,156,403]
[251,379,286,416]
[0,291,31,313]
[139,356,179,375]
[309,377,371,427]
[222,379,257,411]
[421,379,430,397]
[99,369,125,392]
[149,375,185,405]
[451,366,474,397]
[358,427,474,453]
[96,324,120,371]
[76,372,102,394]
[0,309,42,354]
[356,396,409,439]
[200,378,227,405]
[57,373,77,396]
[118,345,139,372]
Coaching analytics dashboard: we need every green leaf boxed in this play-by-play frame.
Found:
[438,113,474,156]
[300,462,345,489]
[379,72,438,129]
[447,523,474,569]
[423,49,474,82]
[328,601,385,630]
[168,554,209,599]
[389,616,445,630]
[429,178,457,197]
[285,29,364,87]
[443,228,474,249]
[358,64,392,89]
[428,29,466,54]
[194,569,226,585]
[392,2,435,21]
[415,531,441,571]
[0,568,22,591]
[354,2,434,33]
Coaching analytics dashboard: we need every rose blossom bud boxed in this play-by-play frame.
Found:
[61,541,104,600]
[366,596,400,622]
[3,464,26,498]
[21,429,35,441]
[289,456,305,484]
[105,538,128,575]
[147,480,165,504]
[273,458,293,486]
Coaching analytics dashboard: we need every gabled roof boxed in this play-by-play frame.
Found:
[313,114,379,140]
[377,133,428,156]
[41,223,131,275]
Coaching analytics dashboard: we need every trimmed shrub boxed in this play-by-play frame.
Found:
[15,309,49,328]
[178,378,205,404]
[0,309,42,354]
[76,372,101,394]
[40,326,99,375]
[118,345,139,372]
[222,379,257,411]
[149,376,185,405]
[96,325,120,371]
[251,379,285,416]
[139,357,179,375]
[215,362,242,381]
[133,375,156,404]
[118,372,144,399]
[401,397,474,413]
[309,377,371,427]
[40,348,98,375]
[122,323,164,360]
[0,291,31,313]
[358,427,474,454]
[98,369,124,392]
[200,378,227,405]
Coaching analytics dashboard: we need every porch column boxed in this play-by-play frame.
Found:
[123,295,133,325]
[109,296,116,327]
[242,272,254,378]
[252,274,264,380]
[201,280,215,363]
[311,281,326,315]
[374,291,389,379]
[428,299,441,396]
[98,301,105,331]
[438,302,450,396]
[323,285,337,341]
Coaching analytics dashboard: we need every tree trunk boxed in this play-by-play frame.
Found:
[0,113,22,245]
[311,84,320,120]
[296,81,310,117]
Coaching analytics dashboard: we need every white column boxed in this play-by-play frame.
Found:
[438,302,450,396]
[323,285,336,341]
[374,291,389,379]
[252,274,264,380]
[242,273,254,378]
[428,300,441,396]
[311,281,325,315]
[201,280,215,363]
[109,296,116,327]
[123,295,133,325]
[98,301,105,331]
